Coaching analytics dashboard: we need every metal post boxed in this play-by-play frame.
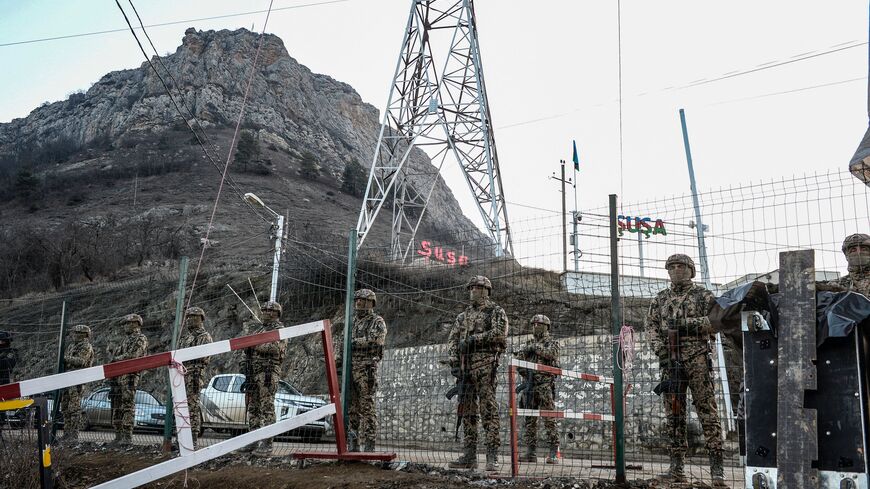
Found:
[561,160,567,273]
[34,396,53,489]
[608,194,626,483]
[679,108,735,432]
[637,229,645,277]
[270,215,284,302]
[50,300,67,440]
[572,211,580,272]
[341,230,358,436]
[163,256,188,452]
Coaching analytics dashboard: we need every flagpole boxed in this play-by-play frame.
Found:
[572,165,579,272]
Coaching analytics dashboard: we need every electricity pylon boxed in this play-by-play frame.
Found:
[355,0,513,260]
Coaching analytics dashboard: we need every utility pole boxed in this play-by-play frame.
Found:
[270,215,284,302]
[550,160,571,273]
[679,108,734,432]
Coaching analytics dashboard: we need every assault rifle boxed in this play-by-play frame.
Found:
[441,358,468,441]
[514,346,536,409]
[653,327,685,420]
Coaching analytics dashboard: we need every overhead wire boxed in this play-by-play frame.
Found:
[183,0,277,310]
[0,0,350,48]
[119,0,269,224]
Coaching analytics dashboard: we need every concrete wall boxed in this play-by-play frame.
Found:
[375,333,717,456]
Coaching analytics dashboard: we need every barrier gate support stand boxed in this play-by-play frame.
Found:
[292,318,397,464]
[508,358,617,478]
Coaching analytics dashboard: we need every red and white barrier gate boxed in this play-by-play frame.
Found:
[508,358,619,477]
[0,319,395,488]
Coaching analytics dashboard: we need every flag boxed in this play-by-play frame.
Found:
[572,140,580,172]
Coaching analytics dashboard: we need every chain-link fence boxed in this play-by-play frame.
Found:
[0,168,867,486]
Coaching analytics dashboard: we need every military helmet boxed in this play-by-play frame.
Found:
[122,314,143,326]
[185,306,206,320]
[842,233,870,254]
[72,324,91,336]
[665,254,696,279]
[354,289,377,306]
[261,301,283,317]
[531,314,551,326]
[0,331,11,342]
[466,275,492,291]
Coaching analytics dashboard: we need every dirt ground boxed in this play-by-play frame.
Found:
[51,445,660,489]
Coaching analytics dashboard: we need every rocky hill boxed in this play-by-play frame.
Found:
[0,28,483,297]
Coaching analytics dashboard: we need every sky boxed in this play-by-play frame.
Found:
[1,0,868,273]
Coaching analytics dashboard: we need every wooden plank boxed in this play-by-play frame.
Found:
[776,250,819,488]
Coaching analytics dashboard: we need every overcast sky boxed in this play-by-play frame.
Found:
[1,0,868,272]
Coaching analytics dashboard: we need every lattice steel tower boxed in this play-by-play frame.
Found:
[355,0,513,260]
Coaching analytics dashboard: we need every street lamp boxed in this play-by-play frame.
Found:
[244,193,284,303]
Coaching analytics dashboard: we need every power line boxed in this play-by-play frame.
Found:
[0,0,349,48]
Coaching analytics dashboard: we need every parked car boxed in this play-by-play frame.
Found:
[199,373,328,441]
[81,386,165,432]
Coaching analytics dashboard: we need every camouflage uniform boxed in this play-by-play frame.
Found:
[448,276,509,470]
[241,301,287,455]
[109,314,148,445]
[647,254,725,486]
[516,314,560,463]
[837,234,870,297]
[179,307,212,446]
[346,290,386,452]
[61,325,94,441]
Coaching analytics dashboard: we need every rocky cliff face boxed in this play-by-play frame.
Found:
[0,27,478,245]
[0,28,485,297]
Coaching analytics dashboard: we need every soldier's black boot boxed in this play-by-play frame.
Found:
[253,439,274,457]
[518,446,536,463]
[448,447,478,469]
[118,432,133,449]
[710,452,729,488]
[657,454,687,483]
[545,446,559,465]
[485,448,499,471]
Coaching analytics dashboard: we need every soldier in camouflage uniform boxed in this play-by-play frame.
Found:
[108,314,148,448]
[837,233,870,297]
[60,325,94,443]
[447,275,509,472]
[516,314,560,464]
[343,289,387,452]
[240,301,287,457]
[647,254,727,487]
[179,306,212,448]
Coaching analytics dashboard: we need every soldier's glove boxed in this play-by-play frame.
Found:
[667,318,686,330]
[450,367,462,379]
[817,281,847,293]
[459,336,476,353]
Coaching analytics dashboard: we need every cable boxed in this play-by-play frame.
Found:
[184,0,276,310]
[0,0,350,48]
[119,0,269,224]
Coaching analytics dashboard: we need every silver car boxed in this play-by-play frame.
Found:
[81,386,165,432]
[199,373,329,441]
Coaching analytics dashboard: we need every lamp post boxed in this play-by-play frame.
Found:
[244,193,284,302]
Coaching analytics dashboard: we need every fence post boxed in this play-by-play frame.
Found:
[163,256,189,452]
[34,396,53,489]
[341,230,358,437]
[50,300,68,440]
[609,194,626,483]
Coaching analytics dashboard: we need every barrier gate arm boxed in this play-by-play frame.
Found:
[0,319,377,488]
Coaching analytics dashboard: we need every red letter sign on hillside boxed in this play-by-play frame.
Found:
[417,241,470,267]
